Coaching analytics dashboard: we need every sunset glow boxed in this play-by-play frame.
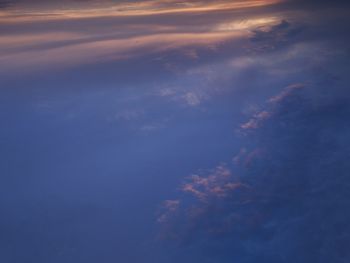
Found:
[1,1,349,263]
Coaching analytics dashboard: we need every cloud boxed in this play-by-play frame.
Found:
[0,0,348,77]
[112,109,145,121]
[182,92,202,107]
[0,0,289,74]
[248,19,305,53]
[240,110,271,130]
[2,0,282,19]
[157,200,180,224]
[159,82,350,262]
[181,164,234,201]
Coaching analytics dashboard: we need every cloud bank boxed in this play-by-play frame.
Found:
[159,82,350,262]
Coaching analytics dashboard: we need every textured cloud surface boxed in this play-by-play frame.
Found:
[159,82,350,262]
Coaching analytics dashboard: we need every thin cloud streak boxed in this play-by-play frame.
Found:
[0,0,284,73]
[0,31,247,72]
[0,0,282,22]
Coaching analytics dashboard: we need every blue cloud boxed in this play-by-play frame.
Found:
[159,83,350,262]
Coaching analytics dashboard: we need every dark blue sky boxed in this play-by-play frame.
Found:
[0,1,350,262]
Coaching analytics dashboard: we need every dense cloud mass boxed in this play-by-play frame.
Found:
[159,83,350,262]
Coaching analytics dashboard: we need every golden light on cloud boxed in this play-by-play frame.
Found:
[0,0,285,73]
[0,30,247,72]
[0,0,282,22]
[215,17,280,32]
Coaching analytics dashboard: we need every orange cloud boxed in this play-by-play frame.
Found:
[0,0,282,22]
[0,0,284,73]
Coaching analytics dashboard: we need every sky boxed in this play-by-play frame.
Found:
[0,0,350,262]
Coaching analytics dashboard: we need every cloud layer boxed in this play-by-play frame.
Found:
[0,0,287,73]
[159,82,350,262]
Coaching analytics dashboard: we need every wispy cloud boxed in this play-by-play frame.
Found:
[0,0,282,21]
[0,0,286,73]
